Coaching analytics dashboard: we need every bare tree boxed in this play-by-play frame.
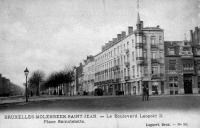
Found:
[44,66,75,95]
[28,70,45,96]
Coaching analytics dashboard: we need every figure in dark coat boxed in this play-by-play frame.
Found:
[146,87,149,101]
[142,86,147,101]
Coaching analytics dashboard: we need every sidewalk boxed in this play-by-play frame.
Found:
[0,95,116,105]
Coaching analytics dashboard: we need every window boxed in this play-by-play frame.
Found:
[196,48,200,55]
[183,64,193,71]
[143,50,147,59]
[159,36,162,44]
[132,66,135,78]
[127,68,130,76]
[152,66,158,74]
[127,54,129,61]
[132,39,134,47]
[144,66,148,76]
[151,52,157,59]
[151,36,156,45]
[143,36,146,44]
[124,68,126,76]
[121,70,123,78]
[132,52,134,61]
[168,48,175,55]
[169,60,176,70]
[117,46,119,54]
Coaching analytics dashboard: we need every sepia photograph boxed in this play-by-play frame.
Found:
[0,0,200,127]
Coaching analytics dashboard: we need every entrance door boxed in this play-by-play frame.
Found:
[184,76,193,94]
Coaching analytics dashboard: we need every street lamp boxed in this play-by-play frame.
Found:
[24,67,29,102]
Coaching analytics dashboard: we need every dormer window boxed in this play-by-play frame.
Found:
[168,48,175,55]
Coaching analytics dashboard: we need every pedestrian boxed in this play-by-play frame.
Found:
[142,86,146,101]
[146,87,149,101]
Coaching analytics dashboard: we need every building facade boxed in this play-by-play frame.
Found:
[74,63,84,95]
[164,39,200,95]
[83,56,96,95]
[94,14,165,96]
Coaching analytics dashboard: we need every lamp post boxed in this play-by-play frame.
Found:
[24,67,29,102]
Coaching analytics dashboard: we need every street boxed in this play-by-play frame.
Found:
[0,95,200,111]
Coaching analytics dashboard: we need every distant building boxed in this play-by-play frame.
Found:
[74,63,83,95]
[190,26,200,45]
[83,56,96,95]
[0,74,24,97]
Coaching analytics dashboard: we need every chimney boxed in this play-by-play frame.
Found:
[121,31,126,39]
[112,38,117,44]
[117,34,122,41]
[128,26,133,35]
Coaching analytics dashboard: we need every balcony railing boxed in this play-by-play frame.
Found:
[180,51,193,58]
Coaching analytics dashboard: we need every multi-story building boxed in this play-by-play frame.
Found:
[74,63,83,95]
[0,74,23,96]
[83,56,96,95]
[165,33,200,95]
[94,13,165,95]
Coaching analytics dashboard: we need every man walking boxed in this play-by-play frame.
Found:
[146,87,149,101]
[142,86,146,101]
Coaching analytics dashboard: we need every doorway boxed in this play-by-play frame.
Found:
[184,75,193,94]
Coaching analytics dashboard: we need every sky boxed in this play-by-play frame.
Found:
[0,0,199,87]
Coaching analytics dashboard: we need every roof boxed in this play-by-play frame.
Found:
[142,27,163,31]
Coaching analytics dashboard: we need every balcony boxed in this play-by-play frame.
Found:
[136,57,144,65]
[124,76,130,81]
[125,61,130,67]
[135,43,143,48]
[151,74,161,80]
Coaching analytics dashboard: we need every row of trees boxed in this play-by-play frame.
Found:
[28,67,74,96]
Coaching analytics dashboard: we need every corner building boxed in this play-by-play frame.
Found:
[94,14,165,95]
